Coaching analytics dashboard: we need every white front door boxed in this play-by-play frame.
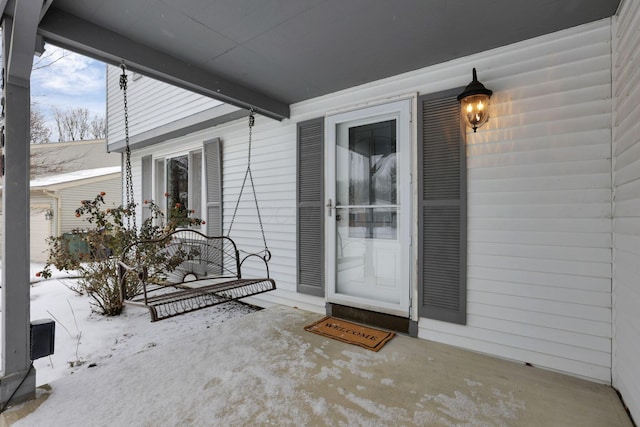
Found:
[326,100,411,316]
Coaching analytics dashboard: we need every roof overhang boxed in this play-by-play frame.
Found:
[0,0,624,122]
[36,7,290,121]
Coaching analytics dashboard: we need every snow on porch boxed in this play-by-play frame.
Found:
[3,279,632,427]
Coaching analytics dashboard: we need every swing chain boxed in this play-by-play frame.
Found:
[227,108,270,259]
[120,63,136,232]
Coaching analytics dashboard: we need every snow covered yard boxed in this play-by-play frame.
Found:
[0,265,258,389]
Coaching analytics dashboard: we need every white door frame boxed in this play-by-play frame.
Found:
[325,99,412,317]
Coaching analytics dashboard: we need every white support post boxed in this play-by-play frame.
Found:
[0,0,41,409]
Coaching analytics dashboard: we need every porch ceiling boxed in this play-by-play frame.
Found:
[5,0,623,120]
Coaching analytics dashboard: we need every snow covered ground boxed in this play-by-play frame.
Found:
[1,265,258,388]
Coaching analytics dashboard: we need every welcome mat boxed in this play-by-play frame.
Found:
[304,316,395,352]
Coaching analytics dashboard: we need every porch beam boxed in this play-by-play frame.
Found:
[0,0,7,22]
[37,7,290,121]
[1,0,41,409]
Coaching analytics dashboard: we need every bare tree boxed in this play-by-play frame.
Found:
[0,142,79,180]
[53,107,92,141]
[90,115,106,139]
[30,103,51,144]
[31,48,71,71]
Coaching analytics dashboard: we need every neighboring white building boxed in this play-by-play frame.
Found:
[0,140,121,262]
[28,167,122,262]
[0,167,122,263]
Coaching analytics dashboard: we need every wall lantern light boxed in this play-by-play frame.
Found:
[457,68,493,132]
[44,209,53,221]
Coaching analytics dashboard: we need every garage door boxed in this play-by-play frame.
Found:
[31,205,52,263]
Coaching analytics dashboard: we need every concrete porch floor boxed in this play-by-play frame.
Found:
[2,305,633,426]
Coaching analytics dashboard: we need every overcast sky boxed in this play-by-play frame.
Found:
[30,44,106,141]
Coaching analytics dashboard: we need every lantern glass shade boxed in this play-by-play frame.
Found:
[461,93,490,132]
[457,68,493,132]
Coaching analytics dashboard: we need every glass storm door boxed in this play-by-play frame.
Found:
[326,100,411,315]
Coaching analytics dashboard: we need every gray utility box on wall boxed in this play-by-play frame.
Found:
[30,319,55,360]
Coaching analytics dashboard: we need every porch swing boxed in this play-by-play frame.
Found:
[117,64,276,321]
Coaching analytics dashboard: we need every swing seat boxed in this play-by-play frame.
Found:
[117,229,276,321]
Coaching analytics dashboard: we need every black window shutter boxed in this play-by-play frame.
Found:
[141,155,152,222]
[297,117,325,296]
[418,88,467,325]
[204,138,222,236]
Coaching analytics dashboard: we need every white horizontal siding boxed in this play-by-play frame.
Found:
[414,19,613,383]
[119,19,616,383]
[58,177,123,233]
[612,0,640,421]
[222,117,298,288]
[106,65,223,145]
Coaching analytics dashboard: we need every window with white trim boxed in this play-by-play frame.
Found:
[150,150,203,227]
